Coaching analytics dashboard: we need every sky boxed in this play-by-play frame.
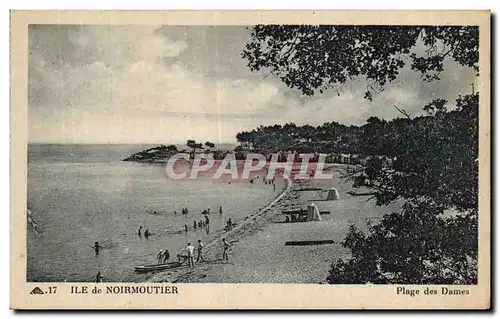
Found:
[28,25,477,144]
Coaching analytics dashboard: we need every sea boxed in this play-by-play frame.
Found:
[27,143,281,282]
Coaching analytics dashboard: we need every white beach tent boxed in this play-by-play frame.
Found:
[325,187,340,200]
[306,203,322,222]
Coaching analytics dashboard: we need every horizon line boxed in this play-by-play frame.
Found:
[27,142,238,145]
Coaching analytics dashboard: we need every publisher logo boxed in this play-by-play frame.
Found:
[30,287,44,295]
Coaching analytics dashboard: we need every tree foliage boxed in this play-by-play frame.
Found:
[242,25,480,284]
[327,94,479,284]
[186,140,203,149]
[166,144,178,151]
[235,117,408,155]
[242,26,479,98]
[204,141,215,149]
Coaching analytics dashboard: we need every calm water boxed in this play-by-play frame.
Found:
[27,144,280,282]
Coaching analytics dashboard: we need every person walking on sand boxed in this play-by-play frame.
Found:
[196,239,205,262]
[222,238,230,261]
[219,206,223,215]
[157,250,163,264]
[184,224,188,233]
[193,220,197,229]
[186,243,195,267]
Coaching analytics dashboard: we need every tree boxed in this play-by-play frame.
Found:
[166,144,178,151]
[204,141,215,150]
[186,140,196,148]
[243,26,478,99]
[187,140,203,150]
[243,25,480,284]
[328,94,479,284]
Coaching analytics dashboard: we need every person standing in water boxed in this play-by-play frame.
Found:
[92,242,102,255]
[144,229,150,238]
[222,238,230,261]
[193,220,197,229]
[95,271,104,283]
[184,224,188,233]
[138,226,143,236]
[186,243,195,267]
[219,206,223,215]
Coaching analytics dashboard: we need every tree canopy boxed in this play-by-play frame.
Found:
[242,25,480,284]
[204,141,215,149]
[186,140,203,149]
[326,93,478,284]
[242,25,479,98]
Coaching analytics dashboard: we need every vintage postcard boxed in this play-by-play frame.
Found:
[10,10,490,309]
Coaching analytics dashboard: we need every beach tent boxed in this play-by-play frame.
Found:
[325,187,340,200]
[306,203,322,222]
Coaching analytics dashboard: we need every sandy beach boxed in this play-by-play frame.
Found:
[150,165,403,284]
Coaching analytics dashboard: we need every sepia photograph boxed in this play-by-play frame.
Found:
[11,10,490,309]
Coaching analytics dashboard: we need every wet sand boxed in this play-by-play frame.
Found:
[150,166,403,284]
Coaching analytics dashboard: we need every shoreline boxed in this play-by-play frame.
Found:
[149,163,403,284]
[149,176,295,283]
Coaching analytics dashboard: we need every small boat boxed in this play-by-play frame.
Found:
[134,262,183,273]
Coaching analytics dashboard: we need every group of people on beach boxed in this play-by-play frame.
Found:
[156,248,171,264]
[177,237,232,268]
[181,240,205,267]
[147,232,230,268]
